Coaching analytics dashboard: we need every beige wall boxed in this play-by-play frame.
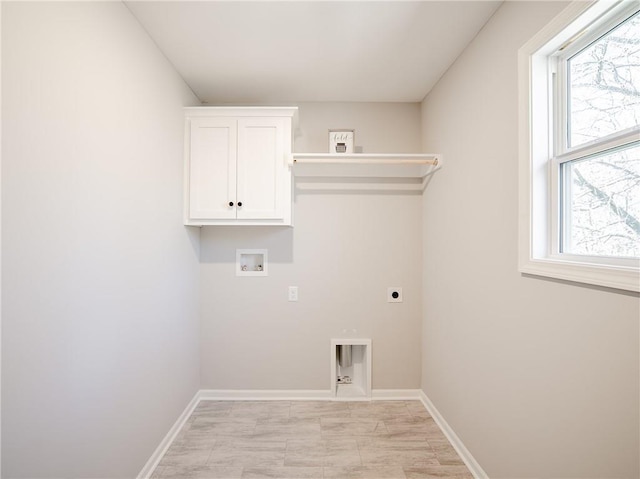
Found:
[421,2,640,478]
[2,3,200,477]
[199,102,424,390]
[294,102,422,154]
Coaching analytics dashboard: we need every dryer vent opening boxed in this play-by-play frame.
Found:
[338,344,352,368]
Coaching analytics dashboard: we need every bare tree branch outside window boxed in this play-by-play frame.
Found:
[563,11,640,258]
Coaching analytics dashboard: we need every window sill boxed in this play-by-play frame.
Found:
[519,257,639,293]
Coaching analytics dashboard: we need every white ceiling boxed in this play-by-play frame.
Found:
[126,1,502,104]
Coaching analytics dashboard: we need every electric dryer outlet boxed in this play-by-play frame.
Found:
[387,287,403,303]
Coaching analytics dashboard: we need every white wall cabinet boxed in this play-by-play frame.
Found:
[184,107,296,226]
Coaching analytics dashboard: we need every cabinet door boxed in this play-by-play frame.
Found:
[189,118,237,220]
[236,118,285,220]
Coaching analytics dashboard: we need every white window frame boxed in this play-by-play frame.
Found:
[518,0,640,293]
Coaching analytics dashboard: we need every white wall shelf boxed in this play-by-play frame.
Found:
[292,153,442,179]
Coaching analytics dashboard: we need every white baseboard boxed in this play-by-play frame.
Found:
[136,390,201,479]
[419,390,489,479]
[199,389,333,400]
[200,389,423,401]
[372,389,422,400]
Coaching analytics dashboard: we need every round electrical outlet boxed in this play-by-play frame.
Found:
[387,287,403,303]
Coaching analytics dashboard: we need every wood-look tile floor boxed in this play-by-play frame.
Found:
[150,400,473,479]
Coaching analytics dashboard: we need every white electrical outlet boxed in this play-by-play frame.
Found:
[288,286,298,302]
[387,287,403,303]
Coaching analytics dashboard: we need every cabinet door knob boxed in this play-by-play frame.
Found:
[237,202,243,207]
[228,201,234,207]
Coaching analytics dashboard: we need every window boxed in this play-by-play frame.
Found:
[519,0,640,292]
